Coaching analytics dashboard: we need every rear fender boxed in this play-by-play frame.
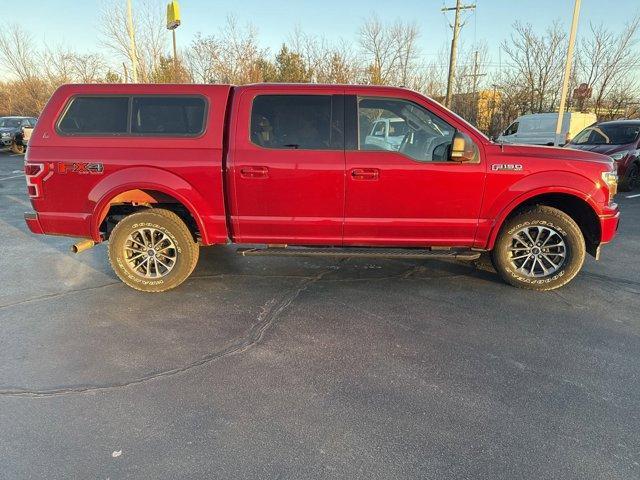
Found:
[89,167,212,243]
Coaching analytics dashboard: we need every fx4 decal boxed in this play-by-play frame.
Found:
[57,162,104,174]
[491,164,523,171]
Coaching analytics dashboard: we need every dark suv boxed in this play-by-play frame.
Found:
[0,116,37,153]
[567,120,640,191]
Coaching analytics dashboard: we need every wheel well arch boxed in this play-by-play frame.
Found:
[490,192,601,257]
[96,188,202,242]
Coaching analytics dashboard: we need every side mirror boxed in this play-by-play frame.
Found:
[450,131,478,162]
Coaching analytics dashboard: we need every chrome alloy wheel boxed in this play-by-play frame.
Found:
[508,225,567,278]
[123,227,177,278]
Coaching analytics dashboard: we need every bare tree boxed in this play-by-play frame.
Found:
[0,24,39,82]
[577,17,640,116]
[501,21,567,113]
[0,24,52,114]
[100,0,166,82]
[184,16,269,84]
[392,21,421,86]
[217,16,270,84]
[359,15,411,85]
[323,40,360,84]
[288,28,359,83]
[72,53,109,83]
[183,33,220,83]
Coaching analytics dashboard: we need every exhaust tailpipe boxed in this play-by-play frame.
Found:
[71,239,96,254]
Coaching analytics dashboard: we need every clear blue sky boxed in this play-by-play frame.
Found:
[8,0,640,68]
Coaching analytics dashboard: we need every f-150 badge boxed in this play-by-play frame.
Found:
[491,164,523,171]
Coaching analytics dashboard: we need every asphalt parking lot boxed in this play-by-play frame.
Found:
[0,148,639,479]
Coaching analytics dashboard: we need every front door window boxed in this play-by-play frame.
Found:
[358,97,455,162]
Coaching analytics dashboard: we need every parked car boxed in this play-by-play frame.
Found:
[24,83,619,292]
[0,116,37,152]
[497,112,596,146]
[566,120,640,191]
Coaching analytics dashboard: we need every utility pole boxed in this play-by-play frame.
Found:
[554,0,581,146]
[172,29,178,82]
[442,0,476,109]
[166,1,182,83]
[126,0,138,83]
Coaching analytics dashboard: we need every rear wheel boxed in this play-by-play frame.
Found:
[491,206,585,291]
[108,209,199,292]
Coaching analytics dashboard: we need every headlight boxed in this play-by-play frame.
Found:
[1,132,9,137]
[610,150,628,161]
[601,169,618,203]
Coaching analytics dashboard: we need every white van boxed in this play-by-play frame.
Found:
[497,112,596,146]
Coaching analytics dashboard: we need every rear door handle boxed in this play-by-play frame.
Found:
[351,168,379,180]
[240,166,269,179]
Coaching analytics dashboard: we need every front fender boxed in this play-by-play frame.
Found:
[478,171,605,250]
[88,166,213,243]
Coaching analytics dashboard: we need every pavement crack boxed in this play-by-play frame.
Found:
[0,282,121,310]
[0,267,334,398]
[0,274,318,311]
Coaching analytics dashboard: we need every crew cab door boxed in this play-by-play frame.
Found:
[228,88,345,244]
[344,92,485,246]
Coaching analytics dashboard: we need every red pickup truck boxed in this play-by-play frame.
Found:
[23,83,620,292]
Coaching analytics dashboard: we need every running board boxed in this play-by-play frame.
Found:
[237,246,481,261]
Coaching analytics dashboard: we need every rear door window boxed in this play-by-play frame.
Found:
[251,95,341,150]
[131,96,206,135]
[58,97,129,134]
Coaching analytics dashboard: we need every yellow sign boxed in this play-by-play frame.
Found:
[166,1,181,30]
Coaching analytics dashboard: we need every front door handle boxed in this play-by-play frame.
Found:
[351,168,379,180]
[240,166,269,179]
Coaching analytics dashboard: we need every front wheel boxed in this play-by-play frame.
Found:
[619,162,639,192]
[108,209,199,292]
[492,206,585,291]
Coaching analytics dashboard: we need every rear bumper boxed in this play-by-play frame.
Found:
[24,212,44,235]
[24,210,95,239]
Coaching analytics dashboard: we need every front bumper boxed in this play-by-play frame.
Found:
[599,204,620,245]
[24,212,44,235]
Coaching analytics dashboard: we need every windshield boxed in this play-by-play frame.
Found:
[571,124,640,145]
[0,118,21,128]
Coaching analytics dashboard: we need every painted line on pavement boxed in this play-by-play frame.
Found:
[626,193,640,199]
[0,174,24,181]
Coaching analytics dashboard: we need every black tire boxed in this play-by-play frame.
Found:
[619,162,639,192]
[108,209,199,292]
[491,206,585,291]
